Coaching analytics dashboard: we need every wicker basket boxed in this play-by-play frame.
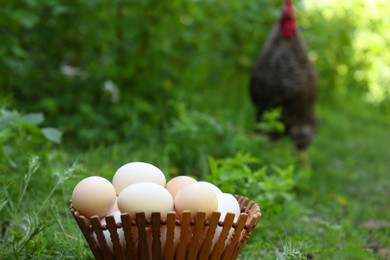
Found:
[70,195,261,260]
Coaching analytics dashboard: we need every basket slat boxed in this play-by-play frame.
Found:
[198,211,221,259]
[91,216,114,260]
[221,213,248,260]
[71,208,103,260]
[187,212,206,260]
[245,201,256,214]
[234,212,262,258]
[175,211,192,259]
[163,212,177,260]
[151,212,162,260]
[237,196,249,210]
[135,213,149,260]
[210,213,235,260]
[106,215,126,260]
[121,214,137,260]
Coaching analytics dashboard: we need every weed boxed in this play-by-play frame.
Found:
[276,237,306,260]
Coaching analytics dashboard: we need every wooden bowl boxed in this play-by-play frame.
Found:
[70,195,261,260]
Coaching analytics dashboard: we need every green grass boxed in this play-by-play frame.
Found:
[240,94,390,259]
[1,91,389,259]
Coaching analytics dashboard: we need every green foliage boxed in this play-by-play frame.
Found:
[276,238,306,260]
[164,101,226,175]
[0,0,280,147]
[256,108,285,134]
[300,0,390,105]
[0,108,62,167]
[208,152,295,214]
[2,0,389,146]
[162,100,287,177]
[0,155,87,259]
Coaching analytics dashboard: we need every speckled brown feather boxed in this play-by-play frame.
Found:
[249,22,318,151]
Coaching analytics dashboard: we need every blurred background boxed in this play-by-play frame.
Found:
[0,0,389,259]
[2,0,389,147]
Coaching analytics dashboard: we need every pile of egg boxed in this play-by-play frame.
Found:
[71,162,241,252]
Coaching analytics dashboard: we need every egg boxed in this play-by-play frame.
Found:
[112,162,166,194]
[200,193,241,253]
[217,193,241,221]
[117,182,174,219]
[72,176,116,218]
[197,181,223,196]
[165,176,197,199]
[174,182,218,219]
[110,197,119,212]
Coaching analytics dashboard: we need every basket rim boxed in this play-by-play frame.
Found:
[70,195,262,230]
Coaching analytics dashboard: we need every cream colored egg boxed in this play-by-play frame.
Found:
[198,181,222,196]
[112,162,166,195]
[217,193,241,221]
[111,197,119,212]
[72,176,116,218]
[166,176,197,199]
[117,182,174,219]
[174,182,218,219]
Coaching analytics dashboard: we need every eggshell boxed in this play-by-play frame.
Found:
[210,194,241,251]
[174,182,218,219]
[165,176,197,199]
[112,162,166,194]
[72,176,116,218]
[198,181,222,196]
[217,193,241,221]
[199,193,240,253]
[110,197,119,212]
[117,182,174,219]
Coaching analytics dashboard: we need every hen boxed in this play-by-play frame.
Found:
[249,0,318,154]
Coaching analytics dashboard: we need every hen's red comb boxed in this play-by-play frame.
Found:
[280,0,296,39]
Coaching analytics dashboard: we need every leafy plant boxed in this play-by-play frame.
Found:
[0,109,62,167]
[276,237,307,260]
[164,101,227,176]
[256,108,285,134]
[207,152,295,213]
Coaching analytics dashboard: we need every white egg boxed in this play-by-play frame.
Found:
[117,182,174,219]
[198,181,223,196]
[217,193,241,221]
[112,162,166,194]
[203,193,241,253]
[72,176,117,218]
